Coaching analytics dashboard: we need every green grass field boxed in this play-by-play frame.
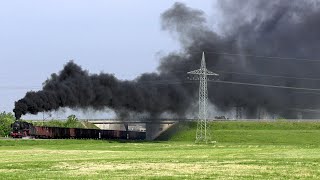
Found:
[1,121,320,179]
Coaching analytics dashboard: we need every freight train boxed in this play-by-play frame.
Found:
[10,120,146,140]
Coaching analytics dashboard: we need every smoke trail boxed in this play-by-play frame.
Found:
[13,61,191,119]
[14,1,320,119]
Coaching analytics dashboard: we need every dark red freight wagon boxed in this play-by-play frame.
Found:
[11,120,146,140]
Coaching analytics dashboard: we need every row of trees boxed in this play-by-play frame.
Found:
[0,112,15,137]
[31,115,84,128]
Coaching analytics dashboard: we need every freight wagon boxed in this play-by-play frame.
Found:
[10,120,146,140]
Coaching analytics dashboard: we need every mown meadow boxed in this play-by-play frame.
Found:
[0,121,320,179]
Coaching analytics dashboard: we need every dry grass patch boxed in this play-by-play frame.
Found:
[51,161,275,178]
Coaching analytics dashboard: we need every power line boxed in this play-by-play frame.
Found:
[292,91,320,96]
[212,70,320,81]
[4,79,320,94]
[130,80,320,93]
[208,80,320,92]
[287,108,320,113]
[134,80,191,85]
[172,68,320,82]
[194,51,320,63]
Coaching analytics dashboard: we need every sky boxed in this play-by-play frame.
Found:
[0,0,215,118]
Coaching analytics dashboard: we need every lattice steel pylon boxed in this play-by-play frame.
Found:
[188,52,219,143]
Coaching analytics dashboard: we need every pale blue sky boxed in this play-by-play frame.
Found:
[0,0,215,116]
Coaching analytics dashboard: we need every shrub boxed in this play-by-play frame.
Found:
[0,112,15,137]
[65,115,82,128]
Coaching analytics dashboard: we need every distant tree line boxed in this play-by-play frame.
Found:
[31,115,99,129]
[31,115,84,128]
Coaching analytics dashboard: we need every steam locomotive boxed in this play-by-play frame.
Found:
[10,120,146,140]
[11,120,33,138]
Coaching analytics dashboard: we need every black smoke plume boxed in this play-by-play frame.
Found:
[14,1,320,119]
[13,61,191,119]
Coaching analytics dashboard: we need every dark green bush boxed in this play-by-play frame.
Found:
[0,112,15,137]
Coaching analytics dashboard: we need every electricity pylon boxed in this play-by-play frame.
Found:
[188,52,219,143]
